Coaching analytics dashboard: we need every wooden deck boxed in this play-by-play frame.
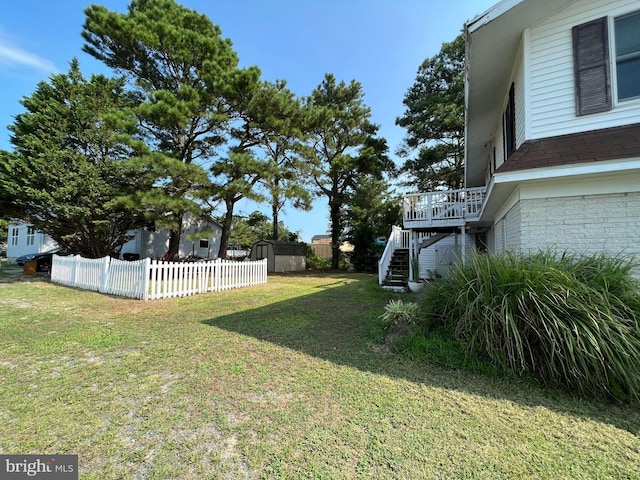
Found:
[402,187,486,230]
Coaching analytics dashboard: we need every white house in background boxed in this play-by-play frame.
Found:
[6,216,223,264]
[380,0,640,286]
[6,223,58,263]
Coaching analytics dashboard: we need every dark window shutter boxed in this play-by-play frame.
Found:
[573,17,612,116]
[504,83,516,159]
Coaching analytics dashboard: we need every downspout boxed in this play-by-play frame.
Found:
[464,22,472,191]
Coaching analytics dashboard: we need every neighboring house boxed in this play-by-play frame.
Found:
[249,240,307,273]
[309,234,355,260]
[6,216,223,263]
[380,0,640,285]
[6,224,58,264]
[309,234,332,259]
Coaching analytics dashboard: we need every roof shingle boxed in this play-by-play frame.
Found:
[495,123,640,173]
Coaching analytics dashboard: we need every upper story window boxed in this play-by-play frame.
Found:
[615,11,640,101]
[26,226,35,246]
[10,227,19,246]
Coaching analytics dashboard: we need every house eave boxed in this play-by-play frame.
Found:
[465,0,578,188]
[479,157,640,222]
[466,0,525,33]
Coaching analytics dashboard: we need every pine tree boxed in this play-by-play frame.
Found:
[0,60,147,257]
[304,74,392,268]
[82,0,260,255]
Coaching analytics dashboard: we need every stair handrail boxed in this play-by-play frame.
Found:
[378,225,403,285]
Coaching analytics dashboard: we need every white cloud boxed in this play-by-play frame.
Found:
[0,35,56,73]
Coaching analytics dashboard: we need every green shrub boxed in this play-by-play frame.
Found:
[305,247,332,270]
[422,250,640,402]
[378,299,421,329]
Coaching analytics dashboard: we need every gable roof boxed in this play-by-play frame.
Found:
[465,0,577,187]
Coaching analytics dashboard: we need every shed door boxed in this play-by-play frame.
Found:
[256,244,268,260]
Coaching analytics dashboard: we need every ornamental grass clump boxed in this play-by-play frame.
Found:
[422,251,640,402]
[379,299,421,328]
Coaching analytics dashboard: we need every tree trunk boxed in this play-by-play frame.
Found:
[272,200,279,241]
[271,177,281,241]
[168,218,182,260]
[218,198,234,259]
[329,199,341,269]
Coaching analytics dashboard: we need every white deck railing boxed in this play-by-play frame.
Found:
[403,186,486,225]
[51,255,267,300]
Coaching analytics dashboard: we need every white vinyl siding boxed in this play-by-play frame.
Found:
[495,201,521,252]
[494,218,505,253]
[504,202,522,252]
[529,0,640,138]
[485,226,495,254]
[494,124,505,170]
[418,234,474,278]
[5,223,57,263]
[494,202,522,253]
[491,43,526,170]
[514,49,527,150]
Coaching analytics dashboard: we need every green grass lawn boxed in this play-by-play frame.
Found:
[1,272,639,479]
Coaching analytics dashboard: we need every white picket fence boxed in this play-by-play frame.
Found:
[50,254,268,300]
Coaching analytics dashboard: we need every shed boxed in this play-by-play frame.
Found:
[250,240,307,273]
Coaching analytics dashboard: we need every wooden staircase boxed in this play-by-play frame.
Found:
[382,248,409,288]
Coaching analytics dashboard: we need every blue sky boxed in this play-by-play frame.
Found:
[0,0,496,242]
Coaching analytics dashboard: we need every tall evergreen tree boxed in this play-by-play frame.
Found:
[396,33,465,191]
[210,80,312,256]
[82,0,260,256]
[250,81,312,241]
[344,176,401,271]
[224,211,299,250]
[210,148,266,258]
[304,74,392,268]
[0,60,147,257]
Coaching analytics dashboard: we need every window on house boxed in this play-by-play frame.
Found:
[503,83,516,159]
[615,11,640,101]
[572,17,612,115]
[26,226,35,246]
[11,227,19,246]
[199,239,209,249]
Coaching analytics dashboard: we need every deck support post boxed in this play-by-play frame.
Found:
[409,230,416,282]
[460,226,466,266]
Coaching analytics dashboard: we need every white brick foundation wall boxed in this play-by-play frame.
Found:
[512,192,640,260]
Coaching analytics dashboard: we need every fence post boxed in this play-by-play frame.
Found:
[262,258,267,283]
[142,257,151,301]
[214,258,221,291]
[71,255,78,287]
[100,256,111,293]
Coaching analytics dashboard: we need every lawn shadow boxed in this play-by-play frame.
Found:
[202,272,640,436]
